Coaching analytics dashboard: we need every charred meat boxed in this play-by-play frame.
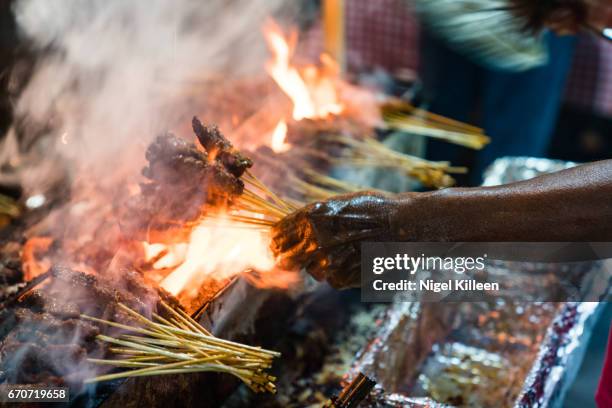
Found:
[121,120,253,242]
[192,116,253,177]
[0,266,163,390]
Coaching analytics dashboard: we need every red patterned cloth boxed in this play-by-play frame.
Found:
[596,325,612,408]
[564,34,612,118]
[299,0,420,75]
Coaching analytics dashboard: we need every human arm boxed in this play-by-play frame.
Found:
[271,160,612,288]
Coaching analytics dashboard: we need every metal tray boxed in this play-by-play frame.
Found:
[350,157,606,407]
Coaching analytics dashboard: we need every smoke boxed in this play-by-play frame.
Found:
[12,0,288,180]
[1,1,305,394]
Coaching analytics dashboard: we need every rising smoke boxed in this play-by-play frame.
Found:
[11,0,289,184]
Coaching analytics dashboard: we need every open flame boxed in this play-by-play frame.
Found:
[21,19,359,313]
[149,22,354,299]
[22,237,53,281]
[264,20,343,121]
[147,215,277,297]
[270,119,290,153]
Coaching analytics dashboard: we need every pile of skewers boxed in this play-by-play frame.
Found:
[83,301,280,394]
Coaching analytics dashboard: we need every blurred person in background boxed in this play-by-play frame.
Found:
[415,0,612,184]
[418,28,575,184]
[549,31,612,163]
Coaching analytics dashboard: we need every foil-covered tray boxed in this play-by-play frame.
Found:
[350,157,606,407]
[481,157,577,186]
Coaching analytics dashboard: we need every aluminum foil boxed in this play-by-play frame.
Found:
[515,302,601,407]
[350,157,606,407]
[353,300,603,408]
[481,157,576,187]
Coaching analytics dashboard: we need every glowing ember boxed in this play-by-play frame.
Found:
[264,21,343,121]
[142,242,187,270]
[22,236,53,281]
[270,120,290,153]
[155,215,275,296]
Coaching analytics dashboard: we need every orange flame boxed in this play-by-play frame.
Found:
[264,21,343,121]
[22,237,53,281]
[270,120,290,153]
[150,215,280,297]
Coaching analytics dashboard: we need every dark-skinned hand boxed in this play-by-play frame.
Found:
[270,192,401,289]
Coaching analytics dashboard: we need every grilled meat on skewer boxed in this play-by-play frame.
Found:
[120,118,261,242]
[192,116,253,177]
[143,133,244,200]
[121,127,248,242]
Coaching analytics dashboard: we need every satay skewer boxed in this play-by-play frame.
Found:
[83,303,279,393]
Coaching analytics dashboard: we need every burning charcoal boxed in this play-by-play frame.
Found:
[192,116,253,177]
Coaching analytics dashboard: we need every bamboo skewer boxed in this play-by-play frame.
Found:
[205,212,276,227]
[384,113,490,150]
[198,178,292,229]
[384,101,483,133]
[238,190,288,219]
[244,170,297,212]
[381,101,490,150]
[300,168,367,193]
[384,110,480,135]
[321,134,464,187]
[83,302,279,393]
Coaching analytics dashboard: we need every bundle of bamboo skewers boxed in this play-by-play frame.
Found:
[252,101,489,192]
[381,100,490,150]
[82,301,280,394]
[191,115,297,227]
[323,134,465,188]
[224,169,296,226]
